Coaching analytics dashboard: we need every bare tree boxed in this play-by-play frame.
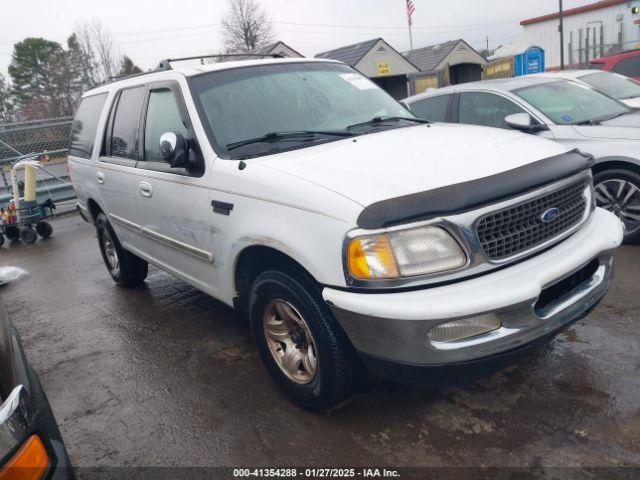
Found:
[221,0,275,53]
[75,19,121,82]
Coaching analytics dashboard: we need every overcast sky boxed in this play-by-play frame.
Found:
[0,0,593,77]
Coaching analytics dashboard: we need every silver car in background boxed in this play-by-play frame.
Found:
[403,77,640,243]
[533,70,640,109]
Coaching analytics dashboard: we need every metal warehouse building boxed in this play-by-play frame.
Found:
[521,0,640,69]
[315,38,420,99]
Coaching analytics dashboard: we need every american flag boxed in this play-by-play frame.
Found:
[406,0,416,26]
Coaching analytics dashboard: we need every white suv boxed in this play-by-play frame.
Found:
[69,57,623,411]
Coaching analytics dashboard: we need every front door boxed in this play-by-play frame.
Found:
[133,82,216,295]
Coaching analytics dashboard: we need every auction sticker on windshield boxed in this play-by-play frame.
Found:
[339,73,377,90]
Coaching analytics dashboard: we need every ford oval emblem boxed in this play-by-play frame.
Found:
[540,207,561,223]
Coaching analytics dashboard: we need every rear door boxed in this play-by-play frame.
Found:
[98,85,148,252]
[133,81,215,294]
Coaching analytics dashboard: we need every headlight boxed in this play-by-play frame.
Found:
[347,226,467,280]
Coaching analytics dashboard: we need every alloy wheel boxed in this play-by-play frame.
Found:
[102,229,120,276]
[595,179,640,234]
[263,299,318,384]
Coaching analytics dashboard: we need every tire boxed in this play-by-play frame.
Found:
[0,234,4,247]
[36,221,53,238]
[20,226,37,245]
[249,269,357,411]
[593,168,640,244]
[95,213,148,286]
[4,226,19,242]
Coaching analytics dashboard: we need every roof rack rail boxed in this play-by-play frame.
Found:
[157,53,285,70]
[107,69,161,82]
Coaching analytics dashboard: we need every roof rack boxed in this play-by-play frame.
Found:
[157,53,285,71]
[107,69,161,82]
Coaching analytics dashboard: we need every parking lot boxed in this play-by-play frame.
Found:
[1,212,639,473]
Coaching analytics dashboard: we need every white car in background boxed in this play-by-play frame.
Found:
[403,77,640,243]
[534,70,640,109]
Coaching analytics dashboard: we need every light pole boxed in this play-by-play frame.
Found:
[559,0,565,70]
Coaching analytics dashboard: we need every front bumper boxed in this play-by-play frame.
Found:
[323,208,623,373]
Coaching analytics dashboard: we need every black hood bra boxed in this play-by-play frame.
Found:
[356,149,594,229]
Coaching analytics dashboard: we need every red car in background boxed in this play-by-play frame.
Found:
[590,50,640,81]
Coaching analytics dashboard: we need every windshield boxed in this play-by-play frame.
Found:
[514,80,630,125]
[188,62,411,158]
[579,72,640,100]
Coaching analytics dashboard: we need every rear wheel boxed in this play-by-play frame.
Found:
[249,269,357,411]
[0,234,4,247]
[96,213,148,286]
[594,169,640,244]
[4,226,19,242]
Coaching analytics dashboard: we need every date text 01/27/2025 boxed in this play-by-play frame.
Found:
[232,468,401,478]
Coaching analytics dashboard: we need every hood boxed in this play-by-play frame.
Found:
[571,111,640,140]
[253,123,569,206]
[621,97,640,109]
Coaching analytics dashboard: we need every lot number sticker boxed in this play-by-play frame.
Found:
[339,73,377,90]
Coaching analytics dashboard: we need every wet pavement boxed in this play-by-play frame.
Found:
[0,213,639,472]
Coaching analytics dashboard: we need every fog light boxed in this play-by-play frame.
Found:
[428,314,501,343]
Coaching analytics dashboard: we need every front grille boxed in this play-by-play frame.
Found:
[477,178,589,261]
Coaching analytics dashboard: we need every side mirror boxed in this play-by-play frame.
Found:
[505,113,546,133]
[159,132,190,168]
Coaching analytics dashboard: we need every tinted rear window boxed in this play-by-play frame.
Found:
[613,56,640,78]
[110,86,145,159]
[408,95,451,121]
[69,93,108,159]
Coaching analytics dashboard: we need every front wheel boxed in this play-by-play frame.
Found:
[95,213,148,286]
[249,270,358,411]
[20,226,37,245]
[594,169,640,244]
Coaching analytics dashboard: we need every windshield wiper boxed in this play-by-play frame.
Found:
[226,130,354,151]
[347,116,430,130]
[576,111,628,126]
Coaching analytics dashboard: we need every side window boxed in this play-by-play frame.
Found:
[458,92,525,129]
[143,89,189,162]
[110,86,145,159]
[69,93,108,159]
[613,57,640,78]
[408,95,451,122]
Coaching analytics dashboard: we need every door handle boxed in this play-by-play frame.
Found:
[139,182,153,198]
[96,171,105,184]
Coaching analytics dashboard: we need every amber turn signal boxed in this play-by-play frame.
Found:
[0,435,49,480]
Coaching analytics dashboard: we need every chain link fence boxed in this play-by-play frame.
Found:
[0,117,75,209]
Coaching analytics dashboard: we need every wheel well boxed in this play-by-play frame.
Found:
[592,160,640,177]
[234,246,317,314]
[86,199,103,224]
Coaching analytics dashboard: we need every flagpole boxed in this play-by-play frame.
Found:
[407,2,414,50]
[408,17,414,50]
